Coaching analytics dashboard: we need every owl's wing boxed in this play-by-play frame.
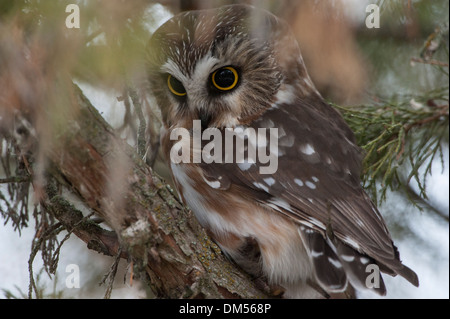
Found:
[199,95,418,294]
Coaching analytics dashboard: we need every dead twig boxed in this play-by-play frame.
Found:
[411,57,449,68]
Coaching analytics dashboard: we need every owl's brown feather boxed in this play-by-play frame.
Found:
[192,94,418,293]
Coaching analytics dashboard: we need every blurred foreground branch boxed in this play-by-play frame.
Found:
[0,0,270,299]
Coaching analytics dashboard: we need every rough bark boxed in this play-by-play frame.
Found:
[41,84,267,299]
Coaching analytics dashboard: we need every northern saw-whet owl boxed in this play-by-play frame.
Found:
[146,4,419,298]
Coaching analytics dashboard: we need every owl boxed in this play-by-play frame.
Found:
[146,4,419,298]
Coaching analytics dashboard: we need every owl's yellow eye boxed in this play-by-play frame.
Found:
[211,67,239,91]
[168,75,187,97]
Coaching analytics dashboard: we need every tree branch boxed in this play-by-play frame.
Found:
[410,57,449,68]
[40,83,268,299]
[0,176,30,184]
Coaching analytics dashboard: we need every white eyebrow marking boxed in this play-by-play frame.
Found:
[161,58,188,84]
[328,257,343,269]
[192,54,220,83]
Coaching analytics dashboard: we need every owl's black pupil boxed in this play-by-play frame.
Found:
[215,69,235,88]
[170,76,186,94]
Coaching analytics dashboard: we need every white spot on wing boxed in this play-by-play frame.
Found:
[328,257,343,269]
[263,177,276,186]
[341,255,355,262]
[253,182,269,192]
[238,162,254,171]
[192,54,220,86]
[294,179,304,187]
[170,164,234,236]
[305,181,316,189]
[360,257,370,265]
[202,176,221,189]
[300,144,316,156]
[311,250,324,258]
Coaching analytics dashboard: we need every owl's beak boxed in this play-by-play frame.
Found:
[199,111,212,130]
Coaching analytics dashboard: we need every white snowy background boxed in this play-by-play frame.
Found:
[1,1,448,299]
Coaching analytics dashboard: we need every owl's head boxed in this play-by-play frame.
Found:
[147,4,318,130]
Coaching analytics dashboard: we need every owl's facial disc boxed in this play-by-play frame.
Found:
[166,65,241,128]
[160,52,244,128]
[165,66,240,98]
[147,4,318,129]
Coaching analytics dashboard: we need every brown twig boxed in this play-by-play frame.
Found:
[404,107,449,133]
[397,106,449,160]
[0,176,30,184]
[411,57,449,68]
